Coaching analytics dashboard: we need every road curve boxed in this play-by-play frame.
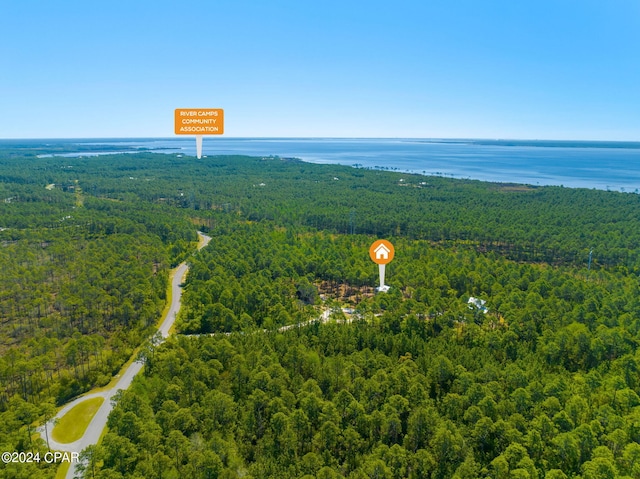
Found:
[37,232,211,479]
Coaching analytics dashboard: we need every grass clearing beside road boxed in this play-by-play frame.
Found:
[51,397,104,444]
[55,462,70,479]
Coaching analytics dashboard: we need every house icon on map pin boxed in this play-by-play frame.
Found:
[369,240,395,292]
[374,243,391,261]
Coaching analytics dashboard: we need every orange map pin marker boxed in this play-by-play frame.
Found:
[370,240,394,291]
[174,108,224,158]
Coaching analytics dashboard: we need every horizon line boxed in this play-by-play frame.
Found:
[1,136,640,144]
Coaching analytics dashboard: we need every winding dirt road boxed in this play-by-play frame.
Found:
[38,233,211,479]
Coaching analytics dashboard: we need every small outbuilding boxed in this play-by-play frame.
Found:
[468,296,488,314]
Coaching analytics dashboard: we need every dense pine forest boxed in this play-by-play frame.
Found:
[2,146,640,478]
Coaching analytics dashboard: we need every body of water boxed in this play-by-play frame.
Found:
[21,138,640,192]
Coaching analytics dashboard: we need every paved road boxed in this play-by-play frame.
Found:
[278,308,331,331]
[37,233,211,479]
[188,306,354,337]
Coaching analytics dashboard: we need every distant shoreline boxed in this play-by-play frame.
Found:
[3,137,640,149]
[5,138,640,193]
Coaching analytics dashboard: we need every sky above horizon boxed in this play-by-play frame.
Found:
[1,1,639,140]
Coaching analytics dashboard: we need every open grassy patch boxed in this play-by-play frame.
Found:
[55,462,70,479]
[52,397,104,444]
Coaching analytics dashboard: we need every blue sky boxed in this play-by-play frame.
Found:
[1,0,639,139]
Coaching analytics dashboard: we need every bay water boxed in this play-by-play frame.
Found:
[24,138,640,192]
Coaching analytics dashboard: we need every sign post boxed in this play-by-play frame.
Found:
[174,108,224,158]
[369,239,395,292]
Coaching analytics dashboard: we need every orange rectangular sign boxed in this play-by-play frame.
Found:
[174,108,224,135]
